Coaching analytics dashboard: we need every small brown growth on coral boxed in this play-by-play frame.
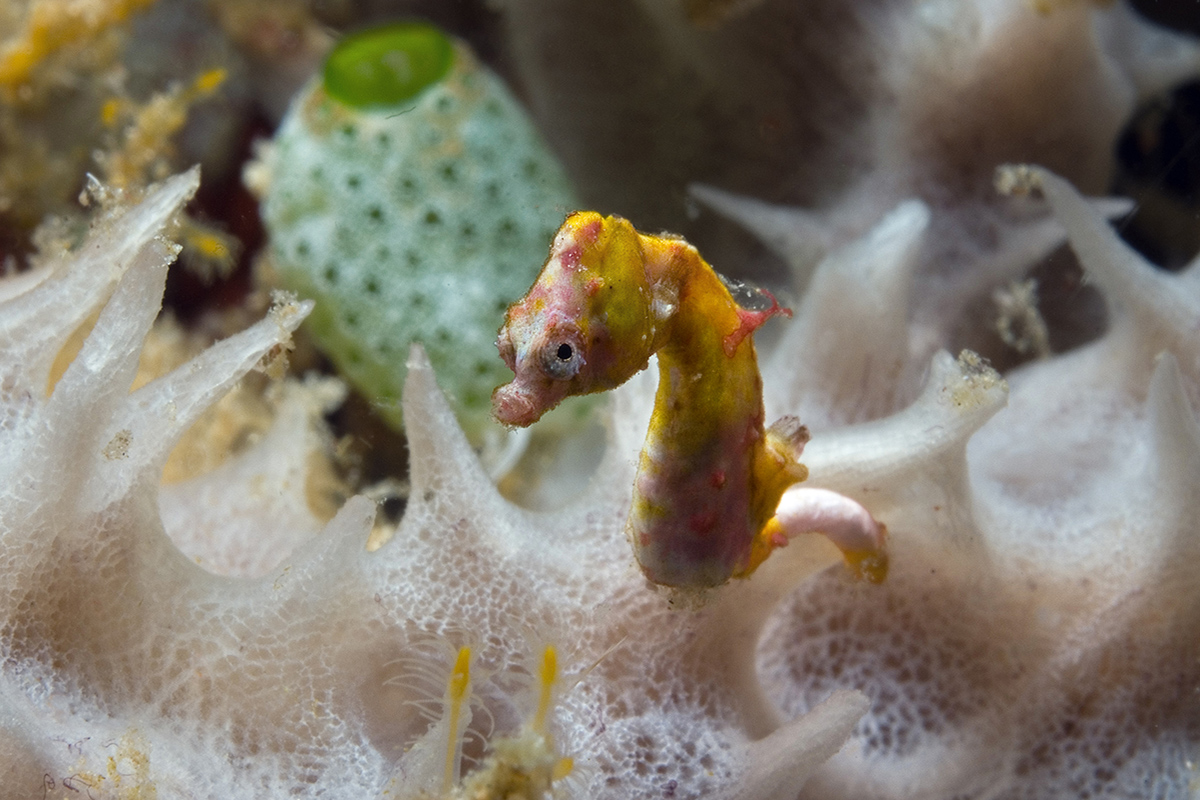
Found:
[994,278,1051,359]
[208,0,330,61]
[1026,0,1115,15]
[684,0,767,28]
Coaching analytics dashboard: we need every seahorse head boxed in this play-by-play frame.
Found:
[493,211,659,427]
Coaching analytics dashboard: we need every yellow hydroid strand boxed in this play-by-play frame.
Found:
[533,645,556,734]
[443,646,471,795]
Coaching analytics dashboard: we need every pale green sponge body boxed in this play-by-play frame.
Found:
[262,24,577,436]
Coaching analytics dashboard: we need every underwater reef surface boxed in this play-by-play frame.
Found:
[1,0,1200,799]
[2,163,1199,799]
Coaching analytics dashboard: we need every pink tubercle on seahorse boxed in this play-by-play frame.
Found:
[493,211,887,589]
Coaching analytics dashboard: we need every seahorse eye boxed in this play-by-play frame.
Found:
[541,341,582,380]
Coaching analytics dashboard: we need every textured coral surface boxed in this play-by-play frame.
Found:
[0,171,870,799]
[3,158,1200,798]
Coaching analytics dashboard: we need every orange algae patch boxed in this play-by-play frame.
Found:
[0,0,158,92]
[50,731,156,800]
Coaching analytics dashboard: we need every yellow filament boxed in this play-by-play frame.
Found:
[533,645,557,734]
[443,646,471,794]
[100,97,121,127]
[188,229,231,260]
[190,67,226,96]
[553,756,574,781]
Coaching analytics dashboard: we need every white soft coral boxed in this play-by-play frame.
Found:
[753,167,1200,798]
[0,168,871,799]
[2,113,1200,800]
[1,163,1199,798]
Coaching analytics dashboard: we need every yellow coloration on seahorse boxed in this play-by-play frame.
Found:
[494,212,888,589]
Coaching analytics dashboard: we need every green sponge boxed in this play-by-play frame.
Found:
[261,22,578,438]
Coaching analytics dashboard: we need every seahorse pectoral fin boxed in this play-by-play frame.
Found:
[765,415,810,463]
[761,486,889,583]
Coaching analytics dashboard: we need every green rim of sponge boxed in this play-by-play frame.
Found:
[323,22,454,108]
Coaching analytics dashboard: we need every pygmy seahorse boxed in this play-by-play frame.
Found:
[493,212,886,590]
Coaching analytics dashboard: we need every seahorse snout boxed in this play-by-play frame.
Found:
[492,382,542,427]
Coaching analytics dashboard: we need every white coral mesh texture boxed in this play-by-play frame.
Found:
[758,569,1002,761]
[575,712,741,800]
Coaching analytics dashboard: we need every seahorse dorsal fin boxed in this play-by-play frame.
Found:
[715,273,791,355]
[717,272,775,311]
[723,295,790,356]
